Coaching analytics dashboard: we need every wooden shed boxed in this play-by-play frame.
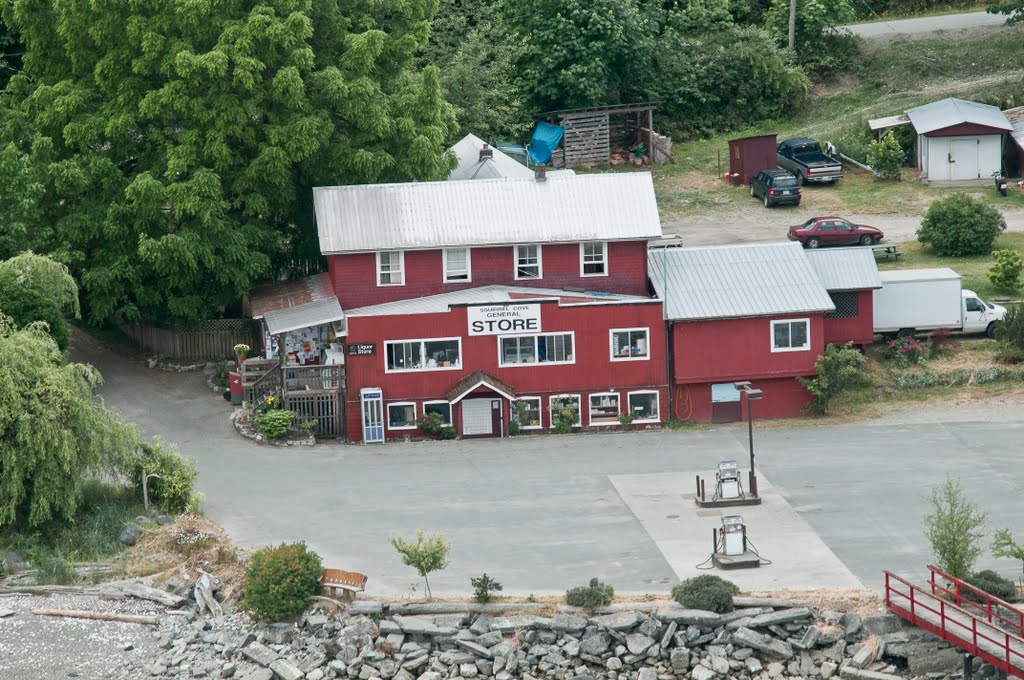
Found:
[727,134,778,186]
[536,103,668,168]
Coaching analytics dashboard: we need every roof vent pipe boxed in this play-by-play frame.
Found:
[534,165,547,182]
[479,143,493,161]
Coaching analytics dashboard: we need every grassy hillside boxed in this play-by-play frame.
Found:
[653,28,1024,218]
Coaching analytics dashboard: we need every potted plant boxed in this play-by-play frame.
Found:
[233,343,251,363]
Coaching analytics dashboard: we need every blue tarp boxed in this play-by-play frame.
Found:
[528,122,564,165]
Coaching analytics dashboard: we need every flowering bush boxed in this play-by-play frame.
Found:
[233,343,251,357]
[884,337,931,368]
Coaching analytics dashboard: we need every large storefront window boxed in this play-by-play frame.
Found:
[385,338,462,372]
[512,397,542,429]
[589,392,620,425]
[387,403,417,429]
[549,394,581,429]
[627,391,660,423]
[499,333,574,366]
[423,401,452,426]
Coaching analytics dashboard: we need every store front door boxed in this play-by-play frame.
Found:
[462,398,502,437]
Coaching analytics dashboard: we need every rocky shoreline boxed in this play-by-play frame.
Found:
[98,594,992,680]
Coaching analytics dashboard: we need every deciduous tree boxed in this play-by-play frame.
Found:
[0,0,455,324]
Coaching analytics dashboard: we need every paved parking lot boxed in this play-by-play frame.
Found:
[78,336,1024,597]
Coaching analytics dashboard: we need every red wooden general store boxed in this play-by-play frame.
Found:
[249,166,881,441]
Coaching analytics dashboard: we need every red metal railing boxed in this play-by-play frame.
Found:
[884,570,1024,678]
[928,564,1024,639]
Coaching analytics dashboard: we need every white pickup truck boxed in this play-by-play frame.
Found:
[873,268,1007,338]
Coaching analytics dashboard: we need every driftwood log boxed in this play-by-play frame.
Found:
[117,582,186,608]
[31,608,159,625]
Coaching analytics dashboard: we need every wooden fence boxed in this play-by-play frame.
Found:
[241,361,345,437]
[119,319,259,361]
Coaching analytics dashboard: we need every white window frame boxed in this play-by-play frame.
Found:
[548,394,582,429]
[588,392,621,426]
[514,244,543,280]
[376,250,405,287]
[626,390,661,424]
[422,400,452,426]
[384,337,463,373]
[442,248,472,283]
[512,396,543,430]
[770,318,811,353]
[580,241,608,277]
[609,327,650,362]
[497,331,576,368]
[386,402,417,431]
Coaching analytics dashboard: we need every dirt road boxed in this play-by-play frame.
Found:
[663,207,1024,247]
[842,10,1007,41]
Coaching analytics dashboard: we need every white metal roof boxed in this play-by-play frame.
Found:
[906,98,1011,135]
[448,134,535,181]
[879,267,961,283]
[314,173,662,254]
[648,242,835,321]
[804,248,882,291]
[868,113,911,132]
[1004,105,1024,151]
[264,297,345,336]
[346,285,654,318]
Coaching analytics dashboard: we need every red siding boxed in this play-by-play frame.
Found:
[344,301,667,441]
[924,125,1007,138]
[328,241,650,309]
[728,134,778,186]
[822,290,875,346]
[675,379,811,422]
[672,314,824,384]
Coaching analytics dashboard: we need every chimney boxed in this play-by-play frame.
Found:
[534,165,547,182]
[479,143,493,161]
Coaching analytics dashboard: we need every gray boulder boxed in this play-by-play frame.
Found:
[118,523,140,546]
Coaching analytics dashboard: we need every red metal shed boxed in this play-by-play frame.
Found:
[728,134,778,186]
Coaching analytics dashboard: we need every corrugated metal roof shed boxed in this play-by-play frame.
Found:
[906,98,1011,135]
[263,298,345,336]
[1004,105,1024,150]
[314,173,662,254]
[805,248,882,291]
[448,134,535,181]
[347,284,653,317]
[250,273,336,319]
[648,242,835,321]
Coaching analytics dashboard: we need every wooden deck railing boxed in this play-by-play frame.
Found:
[240,360,345,437]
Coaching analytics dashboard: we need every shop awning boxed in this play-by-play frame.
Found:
[445,370,517,404]
[250,273,345,336]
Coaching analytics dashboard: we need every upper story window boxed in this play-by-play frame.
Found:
[499,332,574,366]
[377,251,405,286]
[610,327,649,361]
[515,245,542,279]
[771,318,810,352]
[580,242,607,276]
[443,248,471,283]
[385,337,462,372]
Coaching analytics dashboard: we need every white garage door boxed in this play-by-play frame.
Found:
[462,399,494,436]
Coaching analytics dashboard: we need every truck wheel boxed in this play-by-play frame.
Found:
[897,328,915,338]
[797,173,805,186]
[763,194,770,208]
[859,235,874,246]
[987,322,999,339]
[806,237,820,248]
[750,184,755,197]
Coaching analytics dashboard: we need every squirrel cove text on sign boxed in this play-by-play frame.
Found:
[467,304,542,336]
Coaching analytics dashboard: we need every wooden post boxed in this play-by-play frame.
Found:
[647,108,654,164]
[788,0,797,52]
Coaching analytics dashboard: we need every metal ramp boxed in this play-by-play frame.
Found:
[884,565,1024,678]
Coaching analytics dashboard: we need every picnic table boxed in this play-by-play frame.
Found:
[871,244,902,260]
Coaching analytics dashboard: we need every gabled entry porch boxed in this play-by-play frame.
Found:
[445,370,517,438]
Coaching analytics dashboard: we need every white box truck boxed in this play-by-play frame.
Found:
[873,268,1007,338]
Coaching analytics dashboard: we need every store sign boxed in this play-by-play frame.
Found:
[347,343,376,356]
[467,304,542,336]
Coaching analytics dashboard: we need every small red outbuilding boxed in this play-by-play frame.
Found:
[727,134,778,186]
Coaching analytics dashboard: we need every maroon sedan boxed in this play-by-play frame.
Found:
[787,216,884,248]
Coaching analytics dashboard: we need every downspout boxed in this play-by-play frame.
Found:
[665,320,674,422]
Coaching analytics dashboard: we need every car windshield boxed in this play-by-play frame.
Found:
[774,178,797,187]
[801,218,816,227]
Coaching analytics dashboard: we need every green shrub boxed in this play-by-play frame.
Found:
[866,131,904,181]
[0,267,71,349]
[565,577,614,609]
[241,542,323,621]
[671,575,740,613]
[254,409,294,439]
[988,249,1024,290]
[440,426,457,440]
[992,528,1024,583]
[120,440,200,514]
[965,569,1018,603]
[893,371,940,389]
[471,573,503,603]
[551,397,579,434]
[917,193,1006,257]
[996,305,1024,362]
[925,476,986,579]
[883,337,931,368]
[389,531,451,599]
[618,412,635,426]
[798,342,868,415]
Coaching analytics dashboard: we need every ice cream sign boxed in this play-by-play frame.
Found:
[467,303,542,336]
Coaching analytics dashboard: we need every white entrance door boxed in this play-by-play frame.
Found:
[359,388,384,443]
[462,398,494,436]
[948,140,979,181]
